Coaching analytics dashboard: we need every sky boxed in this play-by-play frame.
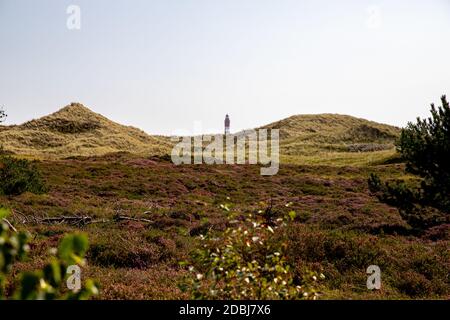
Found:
[0,0,449,135]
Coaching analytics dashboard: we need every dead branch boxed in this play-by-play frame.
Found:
[114,215,154,224]
[40,216,92,225]
[6,211,154,227]
[1,218,17,232]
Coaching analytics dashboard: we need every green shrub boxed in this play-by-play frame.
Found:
[180,208,324,300]
[369,95,450,232]
[0,212,29,295]
[0,155,46,196]
[0,215,98,300]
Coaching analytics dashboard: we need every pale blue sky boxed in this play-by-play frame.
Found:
[1,0,449,135]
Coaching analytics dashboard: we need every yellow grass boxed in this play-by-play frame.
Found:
[0,103,401,167]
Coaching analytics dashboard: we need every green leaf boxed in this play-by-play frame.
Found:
[0,207,10,219]
[19,272,40,300]
[58,233,89,265]
[43,259,62,287]
[288,211,296,221]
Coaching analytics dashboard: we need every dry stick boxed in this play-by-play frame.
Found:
[6,212,154,226]
[10,209,28,224]
[90,218,110,224]
[115,215,154,224]
[40,216,93,227]
[40,216,88,222]
[41,214,154,225]
[1,218,17,232]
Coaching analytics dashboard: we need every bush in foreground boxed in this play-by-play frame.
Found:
[0,208,98,300]
[180,206,323,300]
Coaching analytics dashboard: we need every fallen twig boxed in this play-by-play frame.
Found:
[1,218,17,232]
[114,215,154,224]
[40,216,93,226]
[6,212,154,227]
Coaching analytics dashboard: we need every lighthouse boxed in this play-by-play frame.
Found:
[224,114,230,134]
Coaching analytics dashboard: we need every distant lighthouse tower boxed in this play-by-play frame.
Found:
[224,114,230,134]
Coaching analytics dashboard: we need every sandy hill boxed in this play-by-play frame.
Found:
[259,113,400,142]
[0,104,401,160]
[251,114,401,156]
[232,114,400,156]
[0,103,172,158]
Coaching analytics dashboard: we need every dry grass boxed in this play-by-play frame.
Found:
[0,104,400,166]
[0,103,172,158]
[281,149,398,166]
[259,113,400,143]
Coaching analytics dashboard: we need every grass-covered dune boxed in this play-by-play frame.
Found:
[0,103,172,158]
[0,103,400,163]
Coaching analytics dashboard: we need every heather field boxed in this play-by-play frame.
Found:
[2,152,448,299]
